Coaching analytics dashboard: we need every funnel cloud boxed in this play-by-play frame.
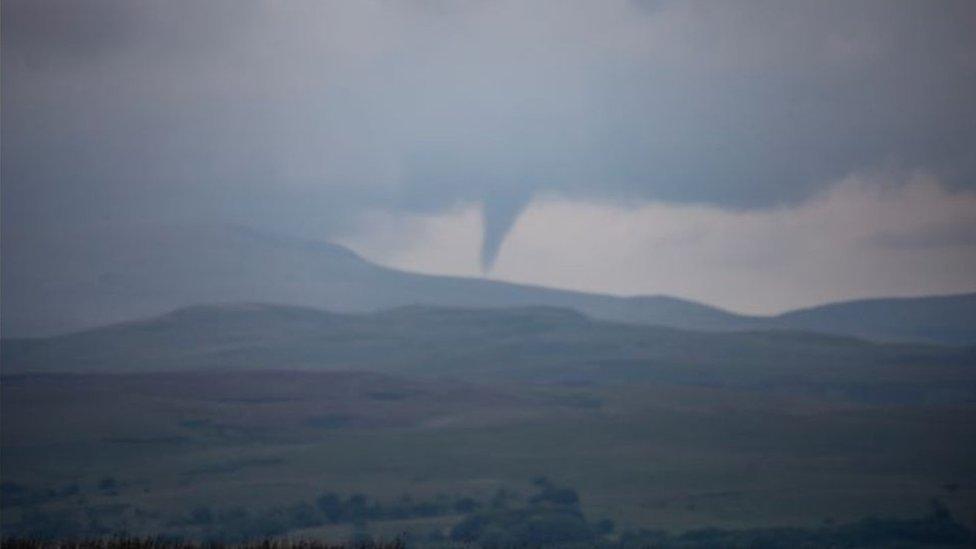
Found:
[480,190,532,273]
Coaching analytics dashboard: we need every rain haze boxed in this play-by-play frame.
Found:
[3,1,976,546]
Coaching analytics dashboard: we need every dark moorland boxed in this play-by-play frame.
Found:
[3,304,976,545]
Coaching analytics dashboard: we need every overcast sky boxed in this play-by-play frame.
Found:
[4,0,976,313]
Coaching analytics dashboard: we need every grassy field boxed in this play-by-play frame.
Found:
[3,369,975,543]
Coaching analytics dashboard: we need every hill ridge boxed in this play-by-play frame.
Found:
[3,224,974,344]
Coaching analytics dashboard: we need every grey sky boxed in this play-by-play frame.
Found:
[3,0,975,311]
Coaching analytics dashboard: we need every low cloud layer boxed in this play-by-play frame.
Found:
[3,0,975,292]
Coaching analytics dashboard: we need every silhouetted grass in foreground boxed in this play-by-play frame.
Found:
[0,539,405,549]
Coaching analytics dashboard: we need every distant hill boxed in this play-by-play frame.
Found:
[4,303,974,403]
[774,293,976,346]
[2,224,974,344]
[0,224,762,337]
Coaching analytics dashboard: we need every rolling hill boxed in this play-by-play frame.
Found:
[2,224,974,344]
[4,303,974,403]
[774,293,976,345]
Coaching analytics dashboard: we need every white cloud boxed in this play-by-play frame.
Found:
[340,173,976,314]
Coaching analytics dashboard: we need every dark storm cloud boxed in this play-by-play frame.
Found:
[3,0,976,271]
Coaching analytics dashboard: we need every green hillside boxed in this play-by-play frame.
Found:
[5,303,974,403]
